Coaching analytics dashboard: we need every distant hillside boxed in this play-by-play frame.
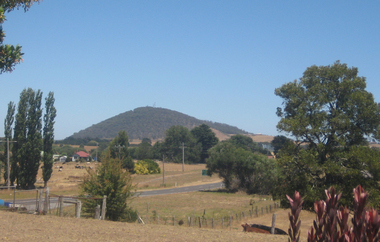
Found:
[66,107,248,140]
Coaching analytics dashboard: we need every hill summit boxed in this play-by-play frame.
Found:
[67,107,248,140]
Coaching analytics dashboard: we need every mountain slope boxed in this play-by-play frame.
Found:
[68,107,248,140]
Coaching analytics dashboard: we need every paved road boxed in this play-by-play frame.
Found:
[5,182,224,211]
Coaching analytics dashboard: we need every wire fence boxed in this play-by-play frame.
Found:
[137,202,280,230]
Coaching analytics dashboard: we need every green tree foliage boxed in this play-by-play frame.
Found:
[42,92,56,187]
[227,134,269,155]
[79,156,136,221]
[206,142,277,194]
[162,125,201,164]
[191,124,218,163]
[133,138,153,160]
[134,159,161,175]
[273,61,380,209]
[0,1,41,74]
[11,88,43,189]
[3,101,15,183]
[271,135,293,156]
[108,130,134,173]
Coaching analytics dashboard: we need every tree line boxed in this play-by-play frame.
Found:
[2,88,56,189]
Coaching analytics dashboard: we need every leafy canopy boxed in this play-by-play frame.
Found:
[80,156,136,221]
[0,0,41,74]
[273,61,380,209]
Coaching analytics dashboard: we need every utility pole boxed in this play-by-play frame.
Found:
[95,142,98,161]
[180,142,186,172]
[115,144,125,161]
[162,155,165,185]
[0,138,17,190]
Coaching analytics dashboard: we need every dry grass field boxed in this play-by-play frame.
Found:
[0,209,294,242]
[0,160,321,241]
[0,162,220,200]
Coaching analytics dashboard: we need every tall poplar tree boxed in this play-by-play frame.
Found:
[42,92,56,188]
[12,88,43,189]
[11,89,29,186]
[3,101,15,183]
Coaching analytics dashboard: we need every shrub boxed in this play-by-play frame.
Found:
[79,157,136,221]
[287,185,380,242]
[135,159,161,175]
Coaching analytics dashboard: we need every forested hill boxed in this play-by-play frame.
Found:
[67,107,248,140]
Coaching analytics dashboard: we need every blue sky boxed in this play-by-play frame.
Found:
[1,1,380,140]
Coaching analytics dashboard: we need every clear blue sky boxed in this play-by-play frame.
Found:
[1,1,380,140]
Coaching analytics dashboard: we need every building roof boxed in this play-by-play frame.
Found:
[75,151,90,158]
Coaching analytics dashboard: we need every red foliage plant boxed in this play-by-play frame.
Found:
[287,185,380,242]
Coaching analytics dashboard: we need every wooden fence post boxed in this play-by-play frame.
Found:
[229,215,232,230]
[172,216,175,226]
[59,196,64,217]
[236,213,239,222]
[188,217,191,227]
[255,206,258,217]
[212,218,214,229]
[249,210,252,218]
[101,195,107,220]
[198,217,202,228]
[261,207,264,215]
[270,204,272,213]
[95,205,100,219]
[43,187,50,214]
[222,217,224,229]
[271,214,277,234]
[13,187,16,209]
[37,189,43,213]
[75,200,81,218]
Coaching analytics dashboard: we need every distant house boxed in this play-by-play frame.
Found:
[53,154,60,160]
[72,151,91,162]
[59,156,67,163]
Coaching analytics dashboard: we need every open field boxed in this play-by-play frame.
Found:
[0,162,220,200]
[0,209,292,242]
[0,204,317,242]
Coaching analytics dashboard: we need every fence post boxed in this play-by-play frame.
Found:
[261,207,263,215]
[188,217,191,227]
[75,200,81,218]
[95,205,100,219]
[266,206,268,214]
[13,187,16,209]
[37,189,43,213]
[146,203,149,223]
[101,195,107,220]
[59,196,64,217]
[242,211,245,218]
[222,217,224,229]
[198,217,202,228]
[255,206,258,217]
[271,214,277,234]
[43,187,50,214]
[249,210,252,218]
[229,215,232,230]
[172,216,175,226]
[212,218,214,229]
